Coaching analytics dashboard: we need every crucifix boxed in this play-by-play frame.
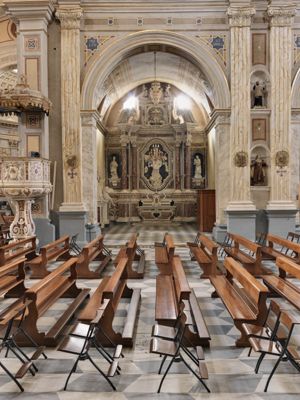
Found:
[68,168,77,179]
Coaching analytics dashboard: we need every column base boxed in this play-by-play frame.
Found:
[266,209,297,237]
[58,210,88,246]
[33,217,55,248]
[226,209,257,241]
[212,224,228,244]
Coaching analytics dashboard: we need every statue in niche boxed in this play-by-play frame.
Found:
[250,155,268,186]
[193,155,202,179]
[192,153,205,187]
[144,144,169,190]
[252,81,267,108]
[109,155,120,188]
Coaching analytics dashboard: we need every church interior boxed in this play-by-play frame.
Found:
[0,0,299,398]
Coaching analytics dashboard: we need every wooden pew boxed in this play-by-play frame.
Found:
[261,234,300,263]
[224,233,270,277]
[187,234,219,278]
[263,256,300,309]
[0,258,26,298]
[154,233,175,275]
[76,235,112,278]
[155,254,211,347]
[15,257,90,346]
[0,236,37,267]
[26,235,72,279]
[114,233,145,279]
[210,257,268,347]
[79,256,141,347]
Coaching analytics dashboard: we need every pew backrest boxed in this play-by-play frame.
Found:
[0,236,36,266]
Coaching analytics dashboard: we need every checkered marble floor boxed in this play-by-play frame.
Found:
[0,222,300,399]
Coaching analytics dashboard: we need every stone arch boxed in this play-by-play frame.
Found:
[292,66,300,108]
[81,30,230,111]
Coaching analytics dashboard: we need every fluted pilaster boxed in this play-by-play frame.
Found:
[227,6,256,211]
[267,3,296,209]
[56,6,85,210]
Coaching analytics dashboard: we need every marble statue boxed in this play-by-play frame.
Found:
[193,155,202,179]
[144,144,168,189]
[109,156,120,187]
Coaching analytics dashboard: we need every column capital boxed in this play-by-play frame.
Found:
[267,4,296,27]
[55,6,82,29]
[227,6,255,27]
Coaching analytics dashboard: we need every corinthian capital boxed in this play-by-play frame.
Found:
[227,6,255,27]
[267,5,296,27]
[56,6,82,29]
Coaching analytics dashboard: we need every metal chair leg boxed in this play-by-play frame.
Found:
[248,347,252,357]
[255,352,266,374]
[0,361,24,392]
[157,357,175,393]
[158,355,167,374]
[64,358,79,390]
[87,354,116,391]
[264,355,283,392]
[181,355,210,393]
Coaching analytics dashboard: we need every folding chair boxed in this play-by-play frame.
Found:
[0,299,46,392]
[150,313,210,393]
[58,308,117,391]
[249,310,300,392]
[242,300,284,357]
[69,300,124,374]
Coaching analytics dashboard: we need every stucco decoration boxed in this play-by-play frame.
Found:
[234,151,248,168]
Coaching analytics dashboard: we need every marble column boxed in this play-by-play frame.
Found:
[131,138,138,190]
[120,134,128,189]
[56,6,87,243]
[266,2,297,236]
[226,5,256,240]
[175,143,181,190]
[81,110,101,238]
[212,112,231,243]
[185,133,192,190]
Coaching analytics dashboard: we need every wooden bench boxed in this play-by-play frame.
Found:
[114,233,145,279]
[76,235,112,278]
[210,257,268,347]
[263,256,300,309]
[224,233,270,277]
[27,235,72,279]
[155,233,175,275]
[0,257,26,298]
[261,234,300,264]
[0,236,37,267]
[79,256,141,347]
[187,234,219,278]
[156,254,211,347]
[15,257,90,347]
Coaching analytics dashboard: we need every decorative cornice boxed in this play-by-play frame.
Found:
[267,5,296,27]
[227,6,255,27]
[3,1,55,24]
[55,6,82,30]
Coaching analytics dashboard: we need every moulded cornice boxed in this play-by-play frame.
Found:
[3,0,55,22]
